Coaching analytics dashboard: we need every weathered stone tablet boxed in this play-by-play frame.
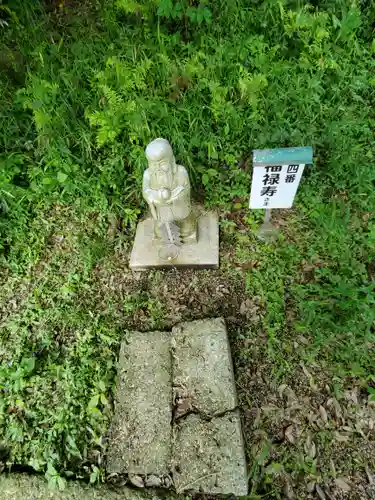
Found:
[172,318,237,415]
[107,331,172,476]
[172,411,248,495]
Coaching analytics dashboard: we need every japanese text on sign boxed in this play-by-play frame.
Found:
[249,163,305,209]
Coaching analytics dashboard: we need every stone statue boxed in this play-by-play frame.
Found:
[129,137,218,269]
[143,138,197,251]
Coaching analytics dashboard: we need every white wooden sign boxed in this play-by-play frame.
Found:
[249,147,312,209]
[250,163,305,209]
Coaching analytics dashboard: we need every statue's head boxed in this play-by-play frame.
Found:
[145,138,176,174]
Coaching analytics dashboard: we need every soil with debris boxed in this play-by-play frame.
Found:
[91,248,375,498]
[1,205,374,498]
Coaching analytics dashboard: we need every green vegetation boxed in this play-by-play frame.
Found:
[0,0,374,497]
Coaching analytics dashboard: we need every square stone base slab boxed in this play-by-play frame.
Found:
[129,211,219,270]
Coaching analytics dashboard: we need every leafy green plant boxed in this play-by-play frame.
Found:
[115,0,212,24]
[45,463,66,490]
[158,0,212,24]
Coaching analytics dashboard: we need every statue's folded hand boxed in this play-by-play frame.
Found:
[144,189,162,205]
[169,185,185,202]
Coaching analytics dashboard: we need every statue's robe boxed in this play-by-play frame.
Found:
[143,165,191,222]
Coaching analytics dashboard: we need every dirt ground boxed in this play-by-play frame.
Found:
[0,473,177,500]
[1,205,374,499]
[90,243,375,498]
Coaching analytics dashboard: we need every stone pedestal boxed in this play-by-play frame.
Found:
[129,211,219,270]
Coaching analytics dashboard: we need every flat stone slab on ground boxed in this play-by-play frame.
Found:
[107,331,172,476]
[172,411,248,495]
[106,319,247,494]
[172,318,237,415]
[129,211,219,270]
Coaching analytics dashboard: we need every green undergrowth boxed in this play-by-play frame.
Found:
[0,0,374,495]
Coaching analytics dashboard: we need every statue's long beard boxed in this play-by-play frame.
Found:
[150,168,173,189]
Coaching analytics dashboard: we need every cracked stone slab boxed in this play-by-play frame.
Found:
[107,331,172,475]
[172,411,248,495]
[172,318,237,415]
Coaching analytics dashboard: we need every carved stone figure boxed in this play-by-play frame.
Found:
[129,138,218,269]
[143,138,197,246]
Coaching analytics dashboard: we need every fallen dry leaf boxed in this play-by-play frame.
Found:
[300,362,317,389]
[285,387,297,402]
[306,481,315,493]
[330,398,343,420]
[238,260,258,270]
[174,396,193,419]
[304,434,316,459]
[283,481,296,499]
[128,474,145,488]
[334,477,351,492]
[316,484,326,500]
[324,488,335,500]
[363,212,370,222]
[253,407,261,428]
[319,405,328,424]
[239,301,247,315]
[308,441,316,459]
[297,334,309,345]
[329,459,336,478]
[284,425,295,444]
[334,432,350,442]
[301,362,312,379]
[342,425,354,433]
[278,384,287,399]
[366,466,374,485]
